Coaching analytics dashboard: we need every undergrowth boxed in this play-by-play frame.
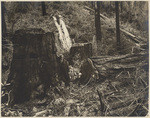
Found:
[2,1,149,117]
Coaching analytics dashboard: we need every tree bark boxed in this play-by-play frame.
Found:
[120,1,123,13]
[41,2,46,16]
[115,2,121,50]
[95,1,102,41]
[69,43,97,84]
[69,43,92,62]
[7,29,70,105]
[1,2,7,44]
[91,1,94,9]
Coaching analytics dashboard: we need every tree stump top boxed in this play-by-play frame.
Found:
[14,28,45,35]
[12,28,45,46]
[70,42,92,61]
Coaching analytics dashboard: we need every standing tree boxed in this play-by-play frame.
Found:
[41,2,46,16]
[115,1,121,50]
[120,1,123,13]
[2,2,7,44]
[91,1,94,9]
[95,1,102,41]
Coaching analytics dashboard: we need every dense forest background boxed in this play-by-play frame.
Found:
[1,1,149,117]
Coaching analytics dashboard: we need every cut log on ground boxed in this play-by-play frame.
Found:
[91,51,148,79]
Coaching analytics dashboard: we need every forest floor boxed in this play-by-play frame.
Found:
[2,2,149,116]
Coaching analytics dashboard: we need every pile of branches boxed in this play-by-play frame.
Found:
[91,51,148,116]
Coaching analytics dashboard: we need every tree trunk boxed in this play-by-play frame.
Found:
[84,5,146,43]
[120,1,123,13]
[41,2,46,16]
[95,1,102,41]
[115,1,121,50]
[1,2,7,44]
[91,1,93,8]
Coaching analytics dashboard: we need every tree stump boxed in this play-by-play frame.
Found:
[69,43,92,63]
[68,43,98,84]
[7,28,69,105]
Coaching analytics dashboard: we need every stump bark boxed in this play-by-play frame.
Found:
[7,28,69,105]
[69,43,92,63]
[69,43,98,84]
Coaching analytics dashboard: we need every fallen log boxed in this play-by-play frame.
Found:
[91,52,148,65]
[91,51,148,79]
[120,28,140,43]
[84,6,109,21]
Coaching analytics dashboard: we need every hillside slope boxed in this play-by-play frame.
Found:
[2,2,149,117]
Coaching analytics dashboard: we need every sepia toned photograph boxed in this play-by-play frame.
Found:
[1,1,149,117]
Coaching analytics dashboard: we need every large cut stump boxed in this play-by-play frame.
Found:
[7,29,45,105]
[7,28,69,106]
